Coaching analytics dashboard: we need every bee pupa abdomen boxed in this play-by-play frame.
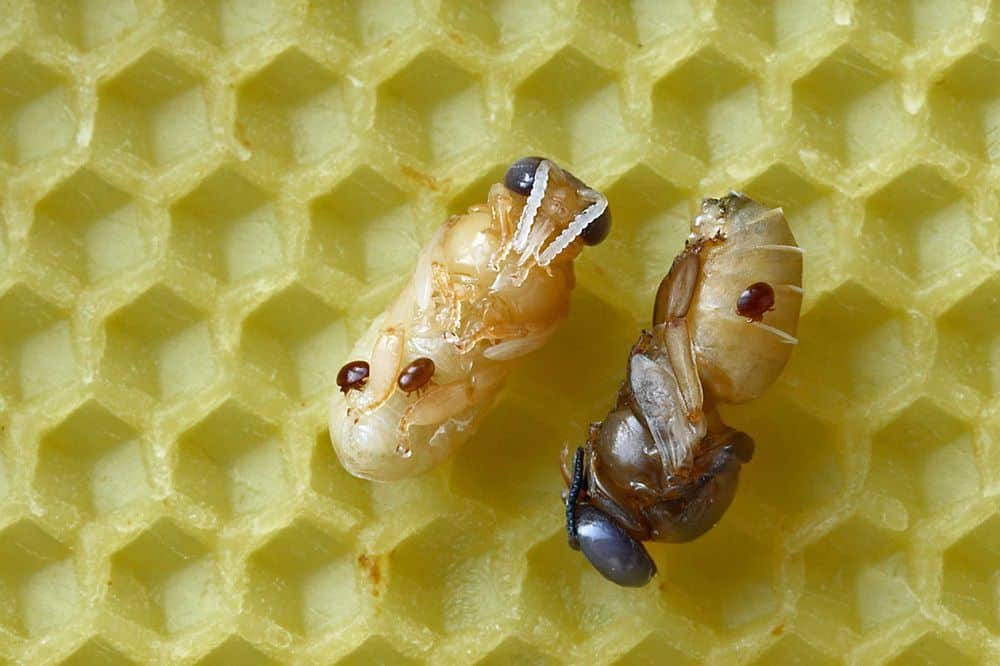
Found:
[687,194,803,403]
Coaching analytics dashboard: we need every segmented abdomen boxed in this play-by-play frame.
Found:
[688,199,803,404]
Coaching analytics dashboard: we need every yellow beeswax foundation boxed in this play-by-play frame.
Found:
[0,1,997,664]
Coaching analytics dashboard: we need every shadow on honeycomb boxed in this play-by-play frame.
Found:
[0,1,998,664]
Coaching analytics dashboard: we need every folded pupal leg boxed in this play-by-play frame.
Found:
[653,248,700,325]
[357,328,405,413]
[629,250,705,475]
[650,251,705,424]
[401,363,508,429]
[487,184,518,270]
[481,321,562,361]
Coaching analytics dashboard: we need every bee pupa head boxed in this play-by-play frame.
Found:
[563,445,655,587]
[503,157,612,266]
[573,504,656,587]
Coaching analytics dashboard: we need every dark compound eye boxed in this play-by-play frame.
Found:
[336,360,370,394]
[504,156,544,196]
[397,357,435,393]
[574,505,656,587]
[581,206,612,246]
[736,282,776,322]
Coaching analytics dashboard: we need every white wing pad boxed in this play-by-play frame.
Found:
[628,352,705,476]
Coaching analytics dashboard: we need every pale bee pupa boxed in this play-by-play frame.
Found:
[331,157,611,480]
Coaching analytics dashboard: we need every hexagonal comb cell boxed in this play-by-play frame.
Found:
[942,513,999,631]
[35,0,144,51]
[743,164,835,287]
[855,0,974,46]
[29,169,150,285]
[35,401,150,519]
[438,0,557,49]
[868,399,979,516]
[657,528,779,632]
[446,163,505,216]
[748,634,837,665]
[3,3,1000,663]
[236,49,348,169]
[591,166,690,312]
[0,51,76,165]
[385,513,507,636]
[337,636,419,666]
[101,286,216,400]
[239,285,347,400]
[934,275,1000,396]
[375,51,486,166]
[476,638,557,666]
[800,517,916,634]
[862,166,976,288]
[792,47,910,170]
[0,520,81,638]
[520,531,654,643]
[170,168,284,282]
[174,401,290,519]
[167,0,283,48]
[885,633,979,666]
[513,48,626,165]
[246,519,359,637]
[196,636,276,666]
[928,46,1000,164]
[713,0,831,47]
[107,520,224,636]
[783,283,910,409]
[310,431,370,514]
[309,0,418,48]
[59,638,135,666]
[308,167,419,283]
[612,634,697,666]
[652,48,762,164]
[587,1,699,46]
[448,402,561,516]
[723,393,842,523]
[94,51,210,168]
[0,285,77,401]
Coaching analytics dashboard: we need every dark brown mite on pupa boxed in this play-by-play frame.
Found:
[336,360,370,394]
[736,282,775,322]
[397,357,435,393]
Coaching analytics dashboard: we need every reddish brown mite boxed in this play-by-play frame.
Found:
[337,360,370,394]
[736,282,776,322]
[397,357,435,393]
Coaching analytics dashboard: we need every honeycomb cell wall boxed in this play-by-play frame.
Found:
[0,0,998,664]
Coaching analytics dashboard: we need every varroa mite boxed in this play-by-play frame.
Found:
[331,157,611,480]
[563,193,803,586]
